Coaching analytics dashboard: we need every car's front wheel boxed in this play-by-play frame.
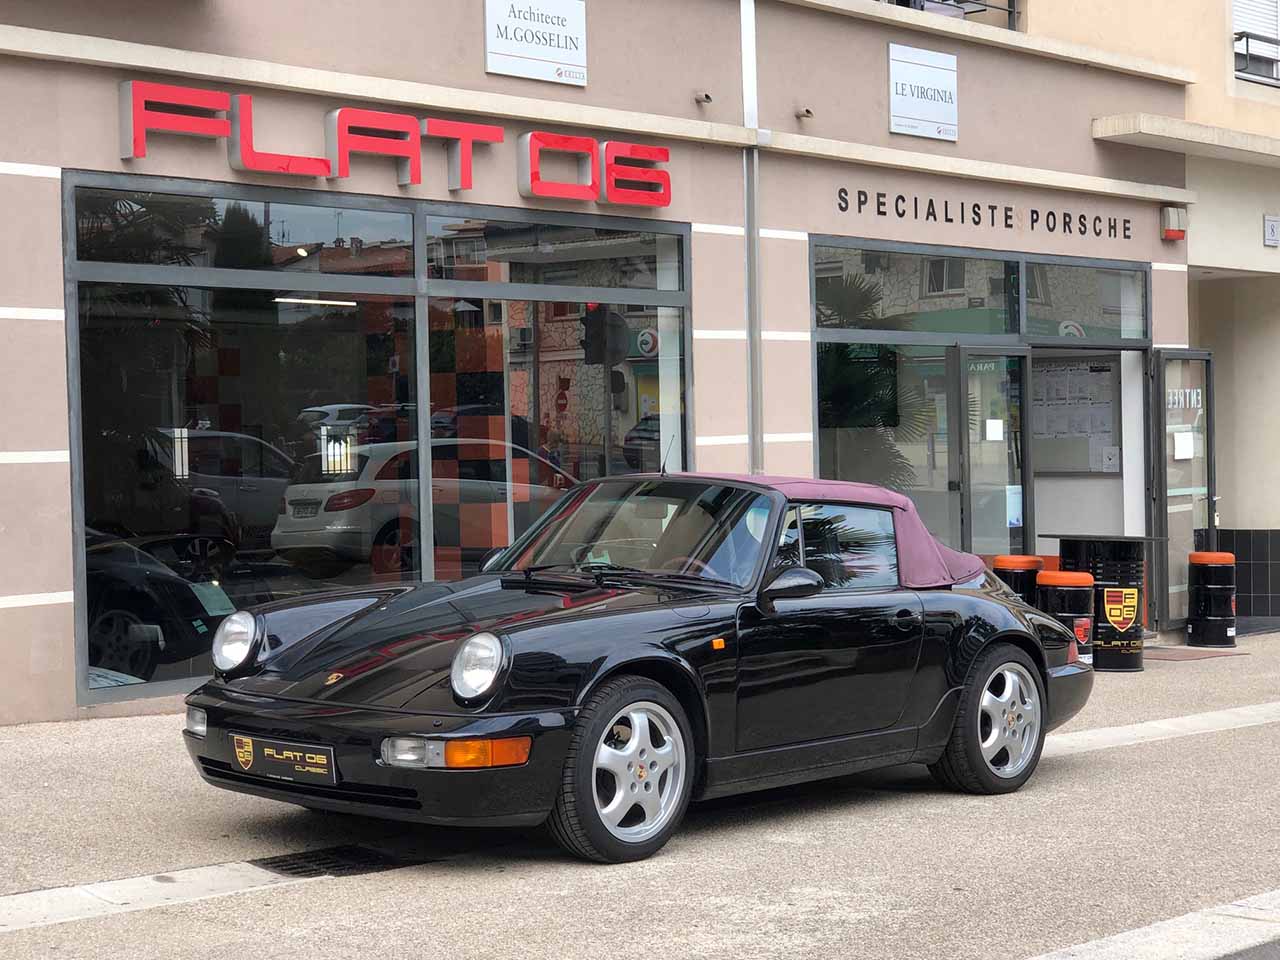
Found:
[548,675,694,863]
[929,642,1046,794]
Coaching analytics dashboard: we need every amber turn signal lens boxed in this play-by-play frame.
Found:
[444,736,533,769]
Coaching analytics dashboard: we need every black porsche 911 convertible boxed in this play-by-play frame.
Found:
[183,473,1093,862]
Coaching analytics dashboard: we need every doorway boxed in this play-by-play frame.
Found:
[1154,350,1215,627]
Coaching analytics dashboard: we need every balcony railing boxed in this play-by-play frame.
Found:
[878,0,1018,31]
[1234,30,1280,87]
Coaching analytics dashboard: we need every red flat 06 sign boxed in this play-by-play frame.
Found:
[120,80,671,208]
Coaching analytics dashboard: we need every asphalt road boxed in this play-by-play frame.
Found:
[3,636,1280,960]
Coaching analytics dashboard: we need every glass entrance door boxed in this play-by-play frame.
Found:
[960,350,1029,557]
[1156,350,1215,626]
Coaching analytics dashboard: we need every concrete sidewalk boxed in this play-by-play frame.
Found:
[2,634,1278,959]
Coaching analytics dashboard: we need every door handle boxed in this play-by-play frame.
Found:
[238,482,258,492]
[893,608,922,631]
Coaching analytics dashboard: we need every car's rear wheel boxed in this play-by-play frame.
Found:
[88,606,158,681]
[371,520,419,576]
[548,675,693,863]
[929,642,1046,795]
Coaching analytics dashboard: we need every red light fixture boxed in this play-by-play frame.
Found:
[1161,206,1188,242]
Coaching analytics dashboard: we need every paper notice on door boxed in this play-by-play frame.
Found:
[1173,430,1195,461]
[1006,484,1023,528]
[985,418,1005,442]
[1102,444,1120,472]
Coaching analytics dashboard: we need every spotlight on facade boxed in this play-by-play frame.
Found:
[694,92,713,104]
[795,107,814,120]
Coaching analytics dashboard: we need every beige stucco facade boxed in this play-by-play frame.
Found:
[0,1,1197,723]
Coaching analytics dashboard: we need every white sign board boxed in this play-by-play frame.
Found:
[485,0,587,87]
[1265,214,1280,248]
[888,43,958,142]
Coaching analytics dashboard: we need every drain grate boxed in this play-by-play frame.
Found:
[250,844,426,879]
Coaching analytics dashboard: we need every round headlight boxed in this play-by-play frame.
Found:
[451,632,504,700]
[211,610,258,673]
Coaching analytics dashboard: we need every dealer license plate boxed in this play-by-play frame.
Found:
[292,501,320,519]
[229,734,336,785]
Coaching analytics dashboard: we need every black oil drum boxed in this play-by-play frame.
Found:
[992,555,1044,607]
[1188,551,1237,648]
[1035,570,1095,660]
[1060,537,1145,673]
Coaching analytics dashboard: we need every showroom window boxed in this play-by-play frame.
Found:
[1024,262,1146,340]
[813,246,1018,335]
[68,178,688,696]
[810,237,1150,559]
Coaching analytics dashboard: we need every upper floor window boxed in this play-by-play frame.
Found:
[878,0,1016,30]
[1235,1,1280,85]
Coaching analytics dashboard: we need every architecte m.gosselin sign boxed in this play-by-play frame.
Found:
[486,0,588,87]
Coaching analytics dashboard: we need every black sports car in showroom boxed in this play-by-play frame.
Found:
[183,474,1093,863]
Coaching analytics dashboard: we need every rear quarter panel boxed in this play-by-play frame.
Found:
[902,585,1074,732]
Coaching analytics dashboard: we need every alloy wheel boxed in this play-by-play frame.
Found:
[88,609,152,677]
[591,701,686,843]
[977,661,1041,779]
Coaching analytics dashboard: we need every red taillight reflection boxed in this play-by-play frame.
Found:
[1066,639,1079,664]
[375,451,412,481]
[1073,617,1093,645]
[324,488,376,512]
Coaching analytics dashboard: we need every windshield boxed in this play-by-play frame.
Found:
[508,479,774,588]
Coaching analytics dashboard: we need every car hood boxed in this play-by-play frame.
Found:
[225,574,712,712]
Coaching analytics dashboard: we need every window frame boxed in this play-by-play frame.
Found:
[772,499,904,592]
[921,256,967,298]
[810,235,1151,349]
[63,169,693,707]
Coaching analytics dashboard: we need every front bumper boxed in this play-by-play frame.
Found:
[184,684,575,827]
[1045,662,1094,732]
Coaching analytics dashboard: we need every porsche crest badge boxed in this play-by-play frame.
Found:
[233,735,255,771]
[324,672,344,686]
[1103,588,1138,632]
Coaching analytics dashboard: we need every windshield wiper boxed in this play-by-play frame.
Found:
[577,563,739,591]
[644,571,739,589]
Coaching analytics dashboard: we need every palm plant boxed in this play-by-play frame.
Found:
[814,273,935,492]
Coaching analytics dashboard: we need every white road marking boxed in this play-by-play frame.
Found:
[1026,888,1280,959]
[0,862,313,933]
[1043,701,1280,759]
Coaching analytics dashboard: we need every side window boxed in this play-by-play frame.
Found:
[187,437,223,476]
[772,505,802,570]
[263,447,294,480]
[238,437,263,478]
[799,503,898,589]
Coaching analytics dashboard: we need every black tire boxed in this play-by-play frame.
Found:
[929,642,1046,795]
[547,675,695,864]
[87,601,160,682]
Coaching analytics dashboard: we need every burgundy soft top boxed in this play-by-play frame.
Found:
[683,473,986,589]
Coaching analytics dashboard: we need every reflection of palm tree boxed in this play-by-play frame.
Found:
[815,275,933,492]
[801,515,896,586]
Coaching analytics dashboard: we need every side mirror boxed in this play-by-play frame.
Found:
[479,547,505,572]
[759,565,824,607]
